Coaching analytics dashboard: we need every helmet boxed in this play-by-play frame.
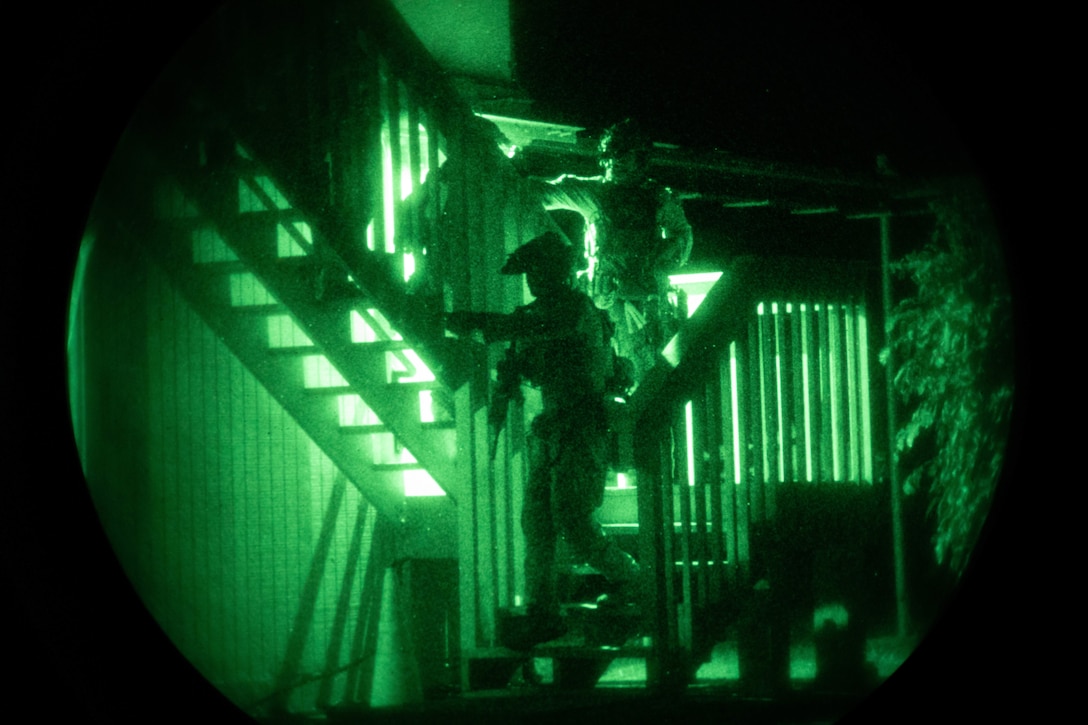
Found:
[598,118,652,160]
[501,232,580,277]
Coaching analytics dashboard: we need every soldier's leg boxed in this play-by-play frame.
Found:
[501,429,568,651]
[522,430,559,619]
[554,430,640,587]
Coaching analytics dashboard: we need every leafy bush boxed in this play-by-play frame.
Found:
[880,189,1013,576]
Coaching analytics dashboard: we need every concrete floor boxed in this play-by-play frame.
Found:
[256,635,915,725]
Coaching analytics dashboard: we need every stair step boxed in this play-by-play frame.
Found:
[340,420,455,435]
[354,340,413,351]
[373,462,429,472]
[266,340,414,356]
[230,303,286,314]
[304,381,444,394]
[193,259,250,273]
[339,423,388,435]
[268,344,322,356]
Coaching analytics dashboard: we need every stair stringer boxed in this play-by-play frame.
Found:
[137,144,465,506]
[123,214,416,522]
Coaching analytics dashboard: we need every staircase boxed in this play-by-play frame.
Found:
[90,0,891,707]
[120,141,460,520]
[94,0,509,525]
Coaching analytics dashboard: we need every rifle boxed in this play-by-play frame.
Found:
[488,341,523,460]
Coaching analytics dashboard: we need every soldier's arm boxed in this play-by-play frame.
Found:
[534,175,604,223]
[446,307,565,345]
[445,311,507,340]
[656,188,694,268]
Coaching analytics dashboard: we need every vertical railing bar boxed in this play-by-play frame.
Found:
[693,382,713,609]
[370,58,389,254]
[445,126,471,313]
[734,337,751,586]
[675,406,695,651]
[503,427,518,607]
[717,351,738,592]
[386,77,404,263]
[490,403,509,610]
[454,385,479,678]
[405,93,424,262]
[475,401,497,645]
[746,316,764,523]
[427,121,444,306]
[831,302,847,482]
[845,302,860,482]
[858,300,874,482]
[759,305,778,519]
[817,302,832,481]
[636,414,668,688]
[789,302,806,482]
[778,301,796,483]
[660,428,679,657]
[705,369,725,600]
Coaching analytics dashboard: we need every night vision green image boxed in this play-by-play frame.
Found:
[62,1,1015,723]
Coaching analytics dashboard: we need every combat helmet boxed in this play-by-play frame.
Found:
[501,232,583,278]
[598,119,652,161]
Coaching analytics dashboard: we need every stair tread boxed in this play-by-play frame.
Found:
[303,381,444,393]
[230,303,287,314]
[267,340,413,355]
[340,420,454,433]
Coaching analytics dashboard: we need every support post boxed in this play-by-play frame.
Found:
[879,213,909,638]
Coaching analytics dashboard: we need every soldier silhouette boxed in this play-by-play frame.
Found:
[446,231,640,650]
[536,119,694,387]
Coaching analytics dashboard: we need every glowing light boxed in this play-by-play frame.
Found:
[417,122,432,185]
[669,271,723,317]
[845,306,859,481]
[400,164,413,202]
[828,305,842,481]
[303,355,347,388]
[814,603,850,629]
[584,222,598,283]
[418,390,435,424]
[268,315,313,348]
[774,312,785,482]
[721,199,770,208]
[276,221,311,257]
[191,227,236,263]
[338,395,379,427]
[404,468,445,497]
[801,306,813,482]
[351,308,403,343]
[858,306,873,482]
[229,273,275,307]
[403,252,415,282]
[685,401,696,487]
[730,342,742,484]
[381,119,396,254]
[387,348,435,383]
[668,271,723,286]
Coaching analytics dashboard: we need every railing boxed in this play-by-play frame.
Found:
[628,256,883,690]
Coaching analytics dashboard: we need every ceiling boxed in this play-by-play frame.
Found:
[396,1,994,182]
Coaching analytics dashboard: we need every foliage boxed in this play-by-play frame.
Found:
[880,189,1013,576]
